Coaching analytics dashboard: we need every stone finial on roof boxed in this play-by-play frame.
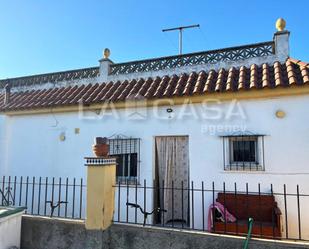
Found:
[104,48,111,59]
[99,48,113,82]
[276,18,286,32]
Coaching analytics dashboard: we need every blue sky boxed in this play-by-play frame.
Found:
[0,0,308,79]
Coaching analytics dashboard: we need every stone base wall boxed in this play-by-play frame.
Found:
[21,216,309,249]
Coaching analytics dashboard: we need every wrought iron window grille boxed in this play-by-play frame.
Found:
[221,133,266,171]
[107,134,141,184]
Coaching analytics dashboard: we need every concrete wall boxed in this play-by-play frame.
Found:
[21,216,309,249]
[21,216,108,249]
[0,115,6,170]
[0,210,23,249]
[1,95,309,238]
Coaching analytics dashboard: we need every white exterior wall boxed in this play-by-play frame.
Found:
[0,115,6,167]
[0,95,309,239]
[0,210,23,249]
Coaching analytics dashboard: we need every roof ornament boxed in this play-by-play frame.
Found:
[276,18,286,32]
[103,48,111,59]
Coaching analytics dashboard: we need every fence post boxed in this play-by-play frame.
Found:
[84,157,116,230]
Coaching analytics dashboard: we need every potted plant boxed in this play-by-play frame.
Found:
[92,137,109,157]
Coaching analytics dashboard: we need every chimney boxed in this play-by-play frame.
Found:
[99,48,113,82]
[273,18,290,62]
[4,83,11,105]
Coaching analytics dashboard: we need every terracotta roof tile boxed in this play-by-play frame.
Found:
[193,71,207,95]
[127,79,141,99]
[226,67,237,91]
[249,64,258,89]
[7,90,25,109]
[137,78,152,97]
[69,84,86,104]
[109,81,124,102]
[81,83,99,104]
[183,72,197,96]
[48,87,68,106]
[14,90,37,109]
[105,81,120,101]
[95,82,112,102]
[118,79,135,101]
[203,70,216,93]
[238,66,246,90]
[133,78,144,97]
[301,67,309,84]
[60,85,78,105]
[1,58,309,111]
[162,75,177,98]
[87,83,105,103]
[261,64,271,88]
[145,77,160,98]
[173,74,188,96]
[215,68,226,92]
[289,58,309,68]
[153,76,169,98]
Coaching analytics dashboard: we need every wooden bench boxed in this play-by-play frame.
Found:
[213,193,282,238]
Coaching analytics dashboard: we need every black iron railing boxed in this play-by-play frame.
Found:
[110,41,275,75]
[0,176,86,219]
[113,180,308,242]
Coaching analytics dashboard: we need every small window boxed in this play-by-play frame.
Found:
[113,153,138,182]
[230,137,257,163]
[108,136,140,184]
[222,135,265,171]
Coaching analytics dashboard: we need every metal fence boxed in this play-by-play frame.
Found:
[113,180,309,242]
[0,176,86,219]
[2,175,308,241]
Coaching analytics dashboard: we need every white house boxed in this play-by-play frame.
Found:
[0,21,309,239]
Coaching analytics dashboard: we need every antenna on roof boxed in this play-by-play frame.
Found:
[162,24,200,55]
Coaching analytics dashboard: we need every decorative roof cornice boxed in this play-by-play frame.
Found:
[109,41,275,75]
[0,41,276,90]
[0,67,99,89]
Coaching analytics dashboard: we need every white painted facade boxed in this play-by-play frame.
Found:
[0,94,309,238]
[1,95,309,181]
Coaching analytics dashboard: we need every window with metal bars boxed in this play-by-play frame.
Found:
[222,135,265,171]
[107,136,140,184]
